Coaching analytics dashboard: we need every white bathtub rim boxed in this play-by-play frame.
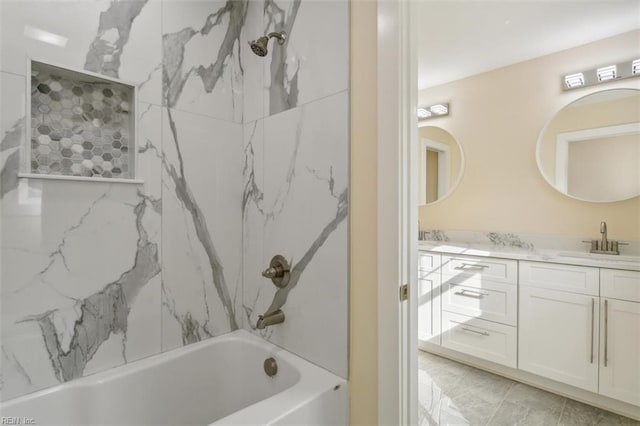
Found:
[0,330,278,406]
[213,353,346,425]
[210,331,347,425]
[1,329,347,426]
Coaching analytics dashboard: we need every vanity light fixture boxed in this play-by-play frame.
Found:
[562,58,639,91]
[596,65,617,82]
[417,108,431,119]
[418,103,449,120]
[564,73,585,89]
[430,104,448,115]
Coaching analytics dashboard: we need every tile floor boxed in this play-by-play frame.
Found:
[418,350,639,426]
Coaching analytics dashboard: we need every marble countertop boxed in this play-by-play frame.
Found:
[418,241,640,271]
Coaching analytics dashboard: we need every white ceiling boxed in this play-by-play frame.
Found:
[416,1,640,90]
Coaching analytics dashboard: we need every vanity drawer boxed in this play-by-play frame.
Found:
[441,311,517,368]
[441,279,517,326]
[441,255,517,284]
[601,269,640,302]
[519,261,599,296]
[419,251,441,271]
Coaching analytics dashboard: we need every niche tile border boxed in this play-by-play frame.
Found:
[21,59,143,184]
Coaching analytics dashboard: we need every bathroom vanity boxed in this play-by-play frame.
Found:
[418,242,640,417]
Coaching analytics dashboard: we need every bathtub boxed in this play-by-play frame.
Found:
[0,330,348,425]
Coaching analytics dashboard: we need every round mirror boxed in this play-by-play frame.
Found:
[536,88,640,203]
[418,126,464,205]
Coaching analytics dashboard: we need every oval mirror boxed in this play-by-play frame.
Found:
[536,88,640,203]
[418,126,464,205]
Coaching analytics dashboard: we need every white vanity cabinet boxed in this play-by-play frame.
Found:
[439,254,518,367]
[599,269,640,406]
[418,252,441,345]
[518,261,600,392]
[419,247,640,413]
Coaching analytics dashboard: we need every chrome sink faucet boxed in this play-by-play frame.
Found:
[583,221,627,255]
[600,221,608,251]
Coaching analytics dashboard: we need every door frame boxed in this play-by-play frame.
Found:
[420,138,451,203]
[377,0,418,424]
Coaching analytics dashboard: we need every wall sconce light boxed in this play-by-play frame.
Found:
[562,58,639,91]
[417,103,449,120]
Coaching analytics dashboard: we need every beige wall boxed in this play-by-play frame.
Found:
[349,0,378,424]
[418,30,640,240]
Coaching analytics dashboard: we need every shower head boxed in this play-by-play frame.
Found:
[249,31,286,57]
[250,36,269,57]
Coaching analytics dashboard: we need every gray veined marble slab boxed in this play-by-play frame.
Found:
[1,72,25,200]
[1,103,163,401]
[0,9,161,390]
[241,0,350,122]
[242,119,266,334]
[160,107,242,351]
[241,1,267,124]
[242,90,349,378]
[162,0,247,123]
[0,0,162,105]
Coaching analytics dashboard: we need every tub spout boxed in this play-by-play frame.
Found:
[256,310,285,329]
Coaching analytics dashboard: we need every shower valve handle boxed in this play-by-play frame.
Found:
[262,255,291,289]
[262,266,285,279]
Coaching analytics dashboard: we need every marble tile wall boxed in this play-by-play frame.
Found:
[241,0,349,378]
[1,0,350,401]
[0,0,246,400]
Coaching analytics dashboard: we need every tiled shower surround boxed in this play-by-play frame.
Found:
[0,0,349,401]
[30,63,135,178]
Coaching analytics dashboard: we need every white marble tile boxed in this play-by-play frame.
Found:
[241,119,265,330]
[123,273,162,363]
[1,100,162,400]
[243,91,349,377]
[162,0,244,122]
[116,0,163,105]
[1,321,61,401]
[0,0,162,105]
[0,1,101,75]
[241,1,266,123]
[161,107,242,351]
[1,72,26,198]
[261,0,349,117]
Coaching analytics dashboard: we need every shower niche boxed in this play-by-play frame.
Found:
[22,60,141,183]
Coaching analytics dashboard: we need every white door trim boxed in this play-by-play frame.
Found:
[555,122,640,193]
[377,0,417,424]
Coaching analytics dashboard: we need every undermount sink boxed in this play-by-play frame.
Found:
[557,251,640,264]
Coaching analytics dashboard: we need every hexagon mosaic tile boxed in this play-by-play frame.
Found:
[30,61,135,179]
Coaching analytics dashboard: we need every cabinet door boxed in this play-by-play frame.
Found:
[418,268,441,345]
[519,286,599,392]
[599,298,640,406]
